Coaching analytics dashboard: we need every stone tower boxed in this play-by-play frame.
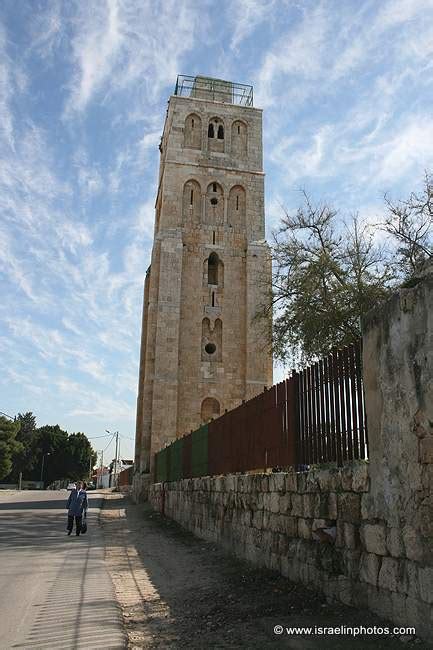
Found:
[134,76,272,477]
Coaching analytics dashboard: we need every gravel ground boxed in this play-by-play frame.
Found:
[100,493,430,649]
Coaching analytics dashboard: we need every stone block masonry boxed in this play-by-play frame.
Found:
[149,264,433,644]
[149,463,432,643]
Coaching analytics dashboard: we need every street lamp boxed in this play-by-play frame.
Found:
[40,452,51,487]
[106,429,119,487]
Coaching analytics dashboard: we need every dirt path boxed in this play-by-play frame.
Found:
[100,493,429,649]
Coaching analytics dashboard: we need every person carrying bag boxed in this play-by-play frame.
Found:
[66,481,88,536]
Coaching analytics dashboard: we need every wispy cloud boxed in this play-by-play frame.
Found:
[1,0,433,453]
[229,0,275,51]
[65,0,203,116]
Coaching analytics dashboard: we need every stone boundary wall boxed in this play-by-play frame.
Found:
[149,463,432,642]
[148,262,433,643]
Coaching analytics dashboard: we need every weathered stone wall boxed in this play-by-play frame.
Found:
[149,464,432,642]
[148,267,433,642]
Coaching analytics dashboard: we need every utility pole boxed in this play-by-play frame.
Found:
[99,450,104,489]
[114,431,119,487]
[117,439,121,484]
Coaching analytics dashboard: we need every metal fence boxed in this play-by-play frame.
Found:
[154,340,367,482]
[297,341,367,465]
[174,75,254,107]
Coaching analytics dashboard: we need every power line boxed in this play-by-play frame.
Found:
[87,434,112,440]
[102,433,116,453]
[0,411,14,420]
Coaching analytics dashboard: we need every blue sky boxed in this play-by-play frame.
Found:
[1,0,433,461]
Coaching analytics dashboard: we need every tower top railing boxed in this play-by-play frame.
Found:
[174,75,254,107]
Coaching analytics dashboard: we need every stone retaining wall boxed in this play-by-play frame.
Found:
[148,262,433,643]
[149,463,432,642]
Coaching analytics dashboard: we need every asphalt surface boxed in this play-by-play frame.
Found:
[0,489,125,650]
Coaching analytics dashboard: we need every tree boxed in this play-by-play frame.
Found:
[267,192,395,364]
[383,172,433,281]
[64,432,97,481]
[28,424,97,486]
[0,417,22,480]
[7,412,37,481]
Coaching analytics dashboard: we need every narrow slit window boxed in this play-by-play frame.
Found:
[208,123,214,138]
[191,118,194,128]
[190,189,194,205]
[212,183,217,192]
[217,125,224,139]
[212,231,216,245]
[236,195,239,211]
[211,292,215,307]
[237,125,240,134]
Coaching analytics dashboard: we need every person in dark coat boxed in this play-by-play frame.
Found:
[66,481,88,536]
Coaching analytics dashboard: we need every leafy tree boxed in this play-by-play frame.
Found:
[8,412,37,481]
[0,417,22,480]
[266,192,395,364]
[28,424,96,486]
[64,432,97,481]
[28,424,68,485]
[383,172,433,281]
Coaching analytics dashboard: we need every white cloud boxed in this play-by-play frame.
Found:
[230,0,275,51]
[256,5,329,107]
[67,0,122,115]
[28,1,63,59]
[374,116,433,183]
[65,0,203,116]
[135,198,156,238]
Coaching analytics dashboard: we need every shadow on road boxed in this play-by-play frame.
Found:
[100,496,429,650]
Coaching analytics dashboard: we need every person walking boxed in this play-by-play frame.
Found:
[66,481,88,536]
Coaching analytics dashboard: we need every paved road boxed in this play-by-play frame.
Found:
[0,489,125,650]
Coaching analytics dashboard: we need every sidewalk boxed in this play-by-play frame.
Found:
[100,493,428,649]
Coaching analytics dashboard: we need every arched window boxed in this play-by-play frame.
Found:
[228,185,246,230]
[208,253,219,285]
[208,118,224,153]
[201,318,222,362]
[201,397,220,423]
[231,120,247,158]
[182,179,201,224]
[184,113,202,149]
[205,182,224,225]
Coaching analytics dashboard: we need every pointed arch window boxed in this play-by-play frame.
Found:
[217,124,224,139]
[208,123,214,138]
[208,253,219,285]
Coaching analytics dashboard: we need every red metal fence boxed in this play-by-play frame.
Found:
[154,339,368,482]
[297,341,367,466]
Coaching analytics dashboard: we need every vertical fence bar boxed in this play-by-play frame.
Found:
[343,346,353,460]
[291,372,301,467]
[348,343,360,459]
[327,354,336,462]
[332,349,343,466]
[298,371,306,465]
[337,348,347,463]
[314,362,322,463]
[355,340,367,458]
[318,359,326,462]
[306,365,313,465]
[313,364,319,464]
[324,356,332,462]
